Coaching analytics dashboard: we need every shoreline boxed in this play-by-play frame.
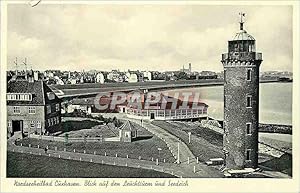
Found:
[51,79,288,99]
[52,79,281,90]
[259,123,292,135]
[209,118,292,135]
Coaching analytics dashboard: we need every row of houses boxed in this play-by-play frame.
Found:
[7,64,224,86]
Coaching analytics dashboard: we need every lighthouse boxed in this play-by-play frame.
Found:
[221,13,263,170]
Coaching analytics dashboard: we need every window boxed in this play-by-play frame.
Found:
[246,123,252,135]
[13,106,21,114]
[55,104,60,112]
[24,94,29,101]
[36,121,41,128]
[46,105,51,114]
[247,69,251,81]
[246,96,252,108]
[28,106,36,114]
[7,94,11,100]
[23,122,28,129]
[56,117,60,124]
[7,121,12,128]
[30,121,35,128]
[20,94,25,100]
[246,149,251,161]
[47,119,51,127]
[7,93,32,101]
[50,118,54,126]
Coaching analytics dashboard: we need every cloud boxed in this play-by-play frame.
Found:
[7,4,292,72]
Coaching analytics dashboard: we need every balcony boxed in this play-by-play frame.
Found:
[222,52,262,61]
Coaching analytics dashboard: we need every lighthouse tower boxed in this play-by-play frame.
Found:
[221,13,263,170]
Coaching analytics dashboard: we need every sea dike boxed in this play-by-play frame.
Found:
[14,180,80,186]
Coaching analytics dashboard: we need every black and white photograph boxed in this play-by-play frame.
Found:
[1,0,299,192]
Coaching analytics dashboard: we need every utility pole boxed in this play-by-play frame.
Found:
[14,57,18,75]
[177,142,180,164]
[23,58,28,80]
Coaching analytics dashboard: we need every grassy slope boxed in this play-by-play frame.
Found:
[153,120,292,176]
[260,153,292,176]
[16,124,175,163]
[152,121,223,162]
[60,120,100,133]
[7,152,175,178]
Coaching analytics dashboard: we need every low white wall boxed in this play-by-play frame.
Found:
[62,117,104,124]
[28,134,111,143]
[104,137,120,142]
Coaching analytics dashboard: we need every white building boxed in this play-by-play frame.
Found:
[96,73,105,84]
[143,71,152,81]
[128,73,138,83]
[54,76,64,85]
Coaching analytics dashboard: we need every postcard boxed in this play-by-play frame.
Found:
[1,0,299,192]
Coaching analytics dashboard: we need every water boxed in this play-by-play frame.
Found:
[164,83,292,125]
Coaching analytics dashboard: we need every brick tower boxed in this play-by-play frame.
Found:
[221,13,263,170]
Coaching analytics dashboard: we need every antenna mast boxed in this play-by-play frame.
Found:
[23,58,28,71]
[14,57,18,75]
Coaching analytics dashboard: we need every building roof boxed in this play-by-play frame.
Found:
[127,92,208,110]
[118,120,138,131]
[232,30,255,41]
[7,80,60,105]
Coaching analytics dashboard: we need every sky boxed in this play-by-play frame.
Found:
[7,4,293,72]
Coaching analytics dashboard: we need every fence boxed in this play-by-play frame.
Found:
[11,144,189,177]
[28,134,121,143]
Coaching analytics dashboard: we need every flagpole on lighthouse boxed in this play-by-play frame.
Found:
[239,12,246,30]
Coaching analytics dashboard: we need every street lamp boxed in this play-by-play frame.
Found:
[177,142,180,164]
[141,113,143,127]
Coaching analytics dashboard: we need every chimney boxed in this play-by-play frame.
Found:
[28,70,34,83]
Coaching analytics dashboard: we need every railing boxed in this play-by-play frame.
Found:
[126,108,207,120]
[222,52,262,61]
[255,52,262,60]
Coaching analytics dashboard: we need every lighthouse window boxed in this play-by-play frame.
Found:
[246,149,251,161]
[246,96,252,108]
[247,69,251,81]
[246,123,252,134]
